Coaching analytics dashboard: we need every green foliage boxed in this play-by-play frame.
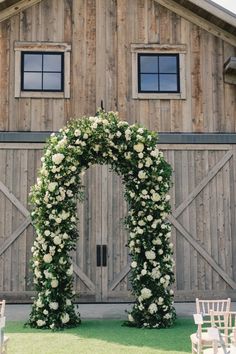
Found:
[28,111,175,329]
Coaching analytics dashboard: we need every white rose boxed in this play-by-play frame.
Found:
[157,297,164,305]
[36,320,45,327]
[61,313,70,324]
[36,299,43,308]
[48,182,58,192]
[44,230,50,236]
[150,148,159,157]
[51,279,59,288]
[138,171,146,180]
[52,153,65,165]
[53,236,61,245]
[157,176,163,182]
[74,129,81,137]
[49,302,59,310]
[148,303,158,314]
[131,261,137,268]
[55,217,62,224]
[147,215,153,221]
[66,299,72,306]
[83,133,88,139]
[141,269,147,276]
[134,143,144,153]
[43,309,49,315]
[145,250,156,260]
[140,288,152,299]
[43,254,52,263]
[165,194,171,201]
[152,193,160,202]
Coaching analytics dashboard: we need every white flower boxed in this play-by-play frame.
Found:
[53,236,61,245]
[49,302,59,310]
[134,143,144,153]
[157,297,164,305]
[157,176,163,182]
[51,279,59,288]
[141,269,147,276]
[48,182,58,192]
[145,250,156,260]
[36,299,44,308]
[66,265,73,276]
[74,129,81,137]
[131,261,137,268]
[152,193,160,202]
[66,299,72,306]
[138,171,146,180]
[165,194,171,201]
[147,215,153,221]
[128,314,134,322]
[61,313,70,324]
[145,157,153,167]
[138,220,145,226]
[83,133,88,139]
[43,254,52,263]
[43,309,48,315]
[55,217,62,224]
[44,230,50,236]
[148,303,158,314]
[52,153,65,165]
[150,148,159,157]
[140,288,152,299]
[36,320,45,327]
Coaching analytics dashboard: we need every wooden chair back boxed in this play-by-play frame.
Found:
[0,301,5,318]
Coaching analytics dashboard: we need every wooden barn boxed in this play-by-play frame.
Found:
[0,0,236,303]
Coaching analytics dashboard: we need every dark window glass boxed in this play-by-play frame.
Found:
[21,52,64,92]
[140,74,158,91]
[138,53,180,93]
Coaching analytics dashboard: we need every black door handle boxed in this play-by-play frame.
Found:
[96,245,107,267]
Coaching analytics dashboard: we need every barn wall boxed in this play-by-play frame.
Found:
[0,0,236,302]
[1,143,236,301]
[0,0,235,132]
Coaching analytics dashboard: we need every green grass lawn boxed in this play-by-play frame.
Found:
[5,318,195,354]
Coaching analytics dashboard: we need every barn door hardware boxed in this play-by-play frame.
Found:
[96,245,107,267]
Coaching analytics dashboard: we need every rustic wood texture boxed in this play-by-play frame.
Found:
[0,144,236,301]
[0,0,235,132]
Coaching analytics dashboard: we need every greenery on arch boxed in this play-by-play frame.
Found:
[28,110,176,330]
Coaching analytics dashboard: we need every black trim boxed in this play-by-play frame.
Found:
[1,132,236,144]
[138,53,180,93]
[21,52,64,92]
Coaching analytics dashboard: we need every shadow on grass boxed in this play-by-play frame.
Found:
[6,318,195,353]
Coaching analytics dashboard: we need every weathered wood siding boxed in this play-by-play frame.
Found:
[0,0,236,301]
[1,144,236,301]
[0,0,235,132]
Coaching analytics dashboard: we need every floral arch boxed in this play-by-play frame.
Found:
[28,110,176,329]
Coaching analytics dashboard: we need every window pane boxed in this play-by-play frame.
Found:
[140,74,158,91]
[24,54,42,71]
[43,73,62,90]
[140,56,158,73]
[43,54,62,72]
[159,56,177,73]
[159,74,178,91]
[23,72,42,89]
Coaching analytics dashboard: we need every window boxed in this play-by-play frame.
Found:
[21,52,64,92]
[131,44,187,99]
[14,42,71,98]
[138,54,179,93]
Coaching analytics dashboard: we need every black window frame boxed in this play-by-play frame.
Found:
[138,53,180,94]
[21,51,64,92]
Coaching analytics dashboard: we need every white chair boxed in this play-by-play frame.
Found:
[0,316,9,354]
[190,299,231,354]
